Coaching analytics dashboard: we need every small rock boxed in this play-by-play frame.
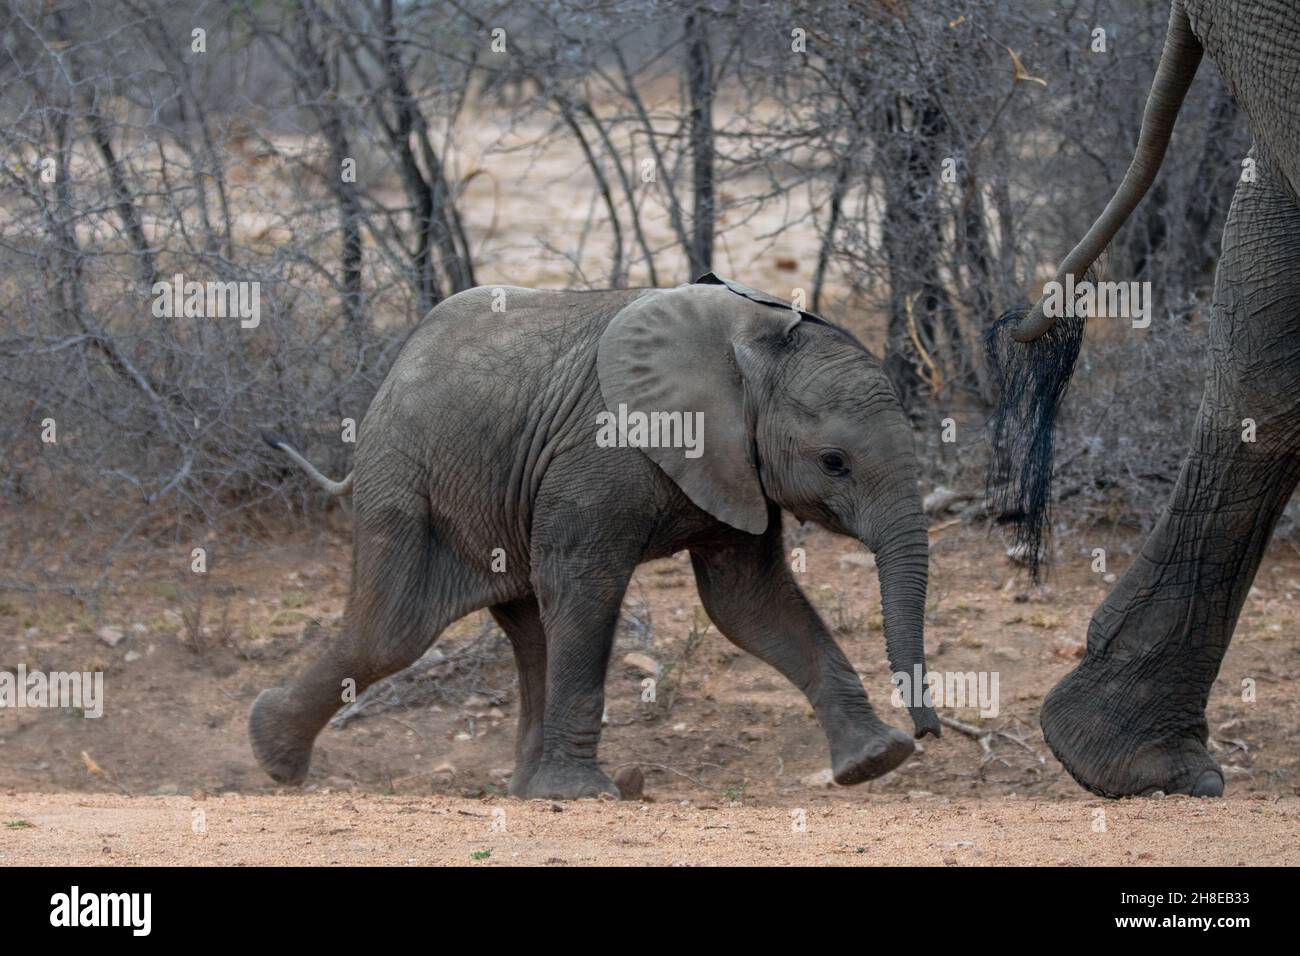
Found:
[801,768,835,788]
[1053,639,1085,660]
[837,552,875,569]
[488,768,511,783]
[994,646,1023,661]
[431,762,455,779]
[1102,572,1117,584]
[906,789,934,799]
[123,650,142,663]
[613,766,645,800]
[622,652,661,677]
[130,623,148,635]
[97,626,125,647]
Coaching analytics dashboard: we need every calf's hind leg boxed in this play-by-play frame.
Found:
[250,498,459,785]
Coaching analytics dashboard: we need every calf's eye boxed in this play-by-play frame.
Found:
[819,451,848,476]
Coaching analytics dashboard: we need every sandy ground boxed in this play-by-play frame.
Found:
[0,792,1295,866]
[3,524,1298,874]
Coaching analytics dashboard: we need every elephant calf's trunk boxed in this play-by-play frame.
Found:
[868,517,941,739]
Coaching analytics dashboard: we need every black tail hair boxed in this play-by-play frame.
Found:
[984,299,1087,582]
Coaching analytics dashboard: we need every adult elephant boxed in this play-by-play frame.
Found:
[989,0,1300,798]
[252,274,940,799]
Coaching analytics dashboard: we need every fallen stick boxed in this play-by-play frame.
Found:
[938,715,993,755]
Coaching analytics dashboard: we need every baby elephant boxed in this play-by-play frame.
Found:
[251,274,940,799]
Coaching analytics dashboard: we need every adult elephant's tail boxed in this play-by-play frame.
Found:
[1012,1,1203,342]
[262,431,354,496]
[985,0,1203,579]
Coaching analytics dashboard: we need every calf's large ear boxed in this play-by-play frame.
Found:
[596,285,799,535]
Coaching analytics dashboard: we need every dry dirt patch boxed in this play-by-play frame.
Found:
[0,792,1295,866]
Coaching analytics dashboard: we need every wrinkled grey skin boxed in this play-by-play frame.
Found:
[1014,0,1300,798]
[251,278,940,799]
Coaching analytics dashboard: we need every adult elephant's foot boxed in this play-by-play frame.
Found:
[829,720,915,786]
[1040,656,1223,799]
[520,759,622,800]
[249,687,314,785]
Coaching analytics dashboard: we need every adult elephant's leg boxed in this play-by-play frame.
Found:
[489,595,547,796]
[690,518,915,785]
[520,479,643,800]
[1042,155,1300,798]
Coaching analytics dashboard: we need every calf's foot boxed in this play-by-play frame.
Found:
[521,759,621,800]
[249,687,315,785]
[829,719,916,786]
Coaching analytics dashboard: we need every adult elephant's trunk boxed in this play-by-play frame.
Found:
[860,498,941,739]
[1013,0,1202,342]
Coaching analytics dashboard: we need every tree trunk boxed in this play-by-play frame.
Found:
[685,10,714,277]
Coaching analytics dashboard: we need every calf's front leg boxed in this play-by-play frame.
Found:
[691,519,916,785]
[518,494,643,800]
